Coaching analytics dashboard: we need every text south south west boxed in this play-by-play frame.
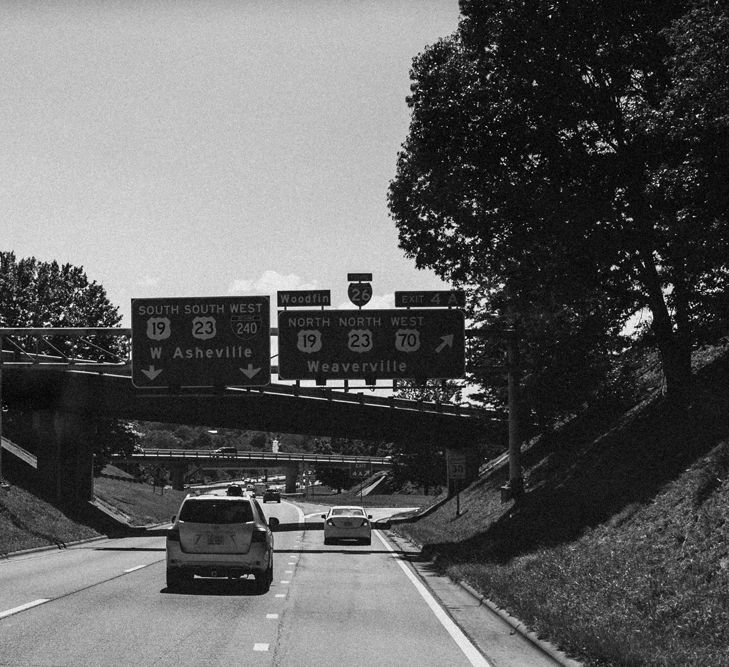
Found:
[152,346,254,360]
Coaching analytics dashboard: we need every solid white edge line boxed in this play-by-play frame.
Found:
[0,598,51,619]
[375,531,492,667]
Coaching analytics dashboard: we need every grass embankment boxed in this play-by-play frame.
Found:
[0,485,101,555]
[396,348,729,666]
[93,477,188,526]
[0,475,188,556]
[303,489,441,510]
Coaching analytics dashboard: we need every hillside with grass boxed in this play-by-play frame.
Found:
[396,345,729,666]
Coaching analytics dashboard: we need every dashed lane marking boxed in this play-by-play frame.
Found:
[253,644,269,652]
[0,599,51,620]
[123,565,147,573]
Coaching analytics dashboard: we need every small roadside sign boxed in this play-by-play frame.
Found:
[448,456,466,479]
[131,296,271,388]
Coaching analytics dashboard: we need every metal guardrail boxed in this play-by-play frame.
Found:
[0,436,37,469]
[116,448,392,466]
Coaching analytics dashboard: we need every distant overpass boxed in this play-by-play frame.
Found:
[111,448,392,491]
[117,448,392,469]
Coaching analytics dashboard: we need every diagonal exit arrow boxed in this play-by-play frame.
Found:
[141,365,163,381]
[435,334,454,354]
[240,364,261,379]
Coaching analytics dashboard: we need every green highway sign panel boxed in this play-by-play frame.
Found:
[131,296,271,388]
[277,290,331,308]
[277,309,465,381]
[394,290,465,308]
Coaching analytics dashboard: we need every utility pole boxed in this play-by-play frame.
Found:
[0,335,5,490]
[505,328,523,498]
[467,326,523,500]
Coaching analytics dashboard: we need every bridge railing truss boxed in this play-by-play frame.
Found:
[0,327,488,418]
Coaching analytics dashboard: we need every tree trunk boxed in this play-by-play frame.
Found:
[639,251,693,404]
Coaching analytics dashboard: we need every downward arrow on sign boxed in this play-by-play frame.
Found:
[240,364,261,379]
[435,335,454,353]
[141,365,163,380]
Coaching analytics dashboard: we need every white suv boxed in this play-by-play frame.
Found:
[166,487,278,592]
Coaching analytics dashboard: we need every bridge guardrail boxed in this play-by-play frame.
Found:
[118,449,392,466]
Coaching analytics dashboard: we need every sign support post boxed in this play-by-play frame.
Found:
[506,328,523,499]
[0,337,4,490]
[467,327,523,501]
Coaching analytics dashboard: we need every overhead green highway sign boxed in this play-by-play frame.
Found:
[277,308,465,381]
[394,290,465,308]
[131,296,271,388]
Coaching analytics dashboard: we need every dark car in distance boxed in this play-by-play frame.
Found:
[262,487,281,503]
[212,447,237,456]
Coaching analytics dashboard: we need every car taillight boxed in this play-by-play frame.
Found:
[362,520,369,526]
[326,519,335,526]
[251,530,267,542]
[167,527,180,542]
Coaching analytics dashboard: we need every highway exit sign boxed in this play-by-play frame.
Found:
[277,308,465,381]
[394,290,465,308]
[131,296,271,388]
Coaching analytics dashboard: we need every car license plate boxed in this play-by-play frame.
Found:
[343,521,352,526]
[207,534,224,545]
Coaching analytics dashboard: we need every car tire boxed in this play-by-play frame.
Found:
[324,537,332,545]
[362,537,371,546]
[255,563,272,594]
[277,499,281,503]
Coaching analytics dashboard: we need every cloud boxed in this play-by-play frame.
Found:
[137,275,160,287]
[227,270,318,296]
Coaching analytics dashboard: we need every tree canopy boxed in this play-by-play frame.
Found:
[389,0,729,413]
[0,251,121,329]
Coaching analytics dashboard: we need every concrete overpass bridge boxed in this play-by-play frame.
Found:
[113,448,393,492]
[1,328,490,504]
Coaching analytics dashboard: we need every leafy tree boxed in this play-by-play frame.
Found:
[142,430,182,449]
[92,420,140,475]
[394,378,462,404]
[249,432,267,450]
[388,1,729,409]
[0,251,124,360]
[389,438,446,495]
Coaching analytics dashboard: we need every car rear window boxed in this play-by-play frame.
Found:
[331,508,364,516]
[179,499,254,524]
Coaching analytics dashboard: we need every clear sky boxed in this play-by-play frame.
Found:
[2,1,460,327]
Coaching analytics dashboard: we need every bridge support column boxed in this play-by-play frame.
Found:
[33,410,94,504]
[284,465,298,494]
[169,463,187,491]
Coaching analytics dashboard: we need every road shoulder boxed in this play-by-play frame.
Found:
[383,530,582,667]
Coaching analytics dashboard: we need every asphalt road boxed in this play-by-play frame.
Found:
[0,501,561,666]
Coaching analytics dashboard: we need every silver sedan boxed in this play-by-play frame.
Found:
[322,506,372,545]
